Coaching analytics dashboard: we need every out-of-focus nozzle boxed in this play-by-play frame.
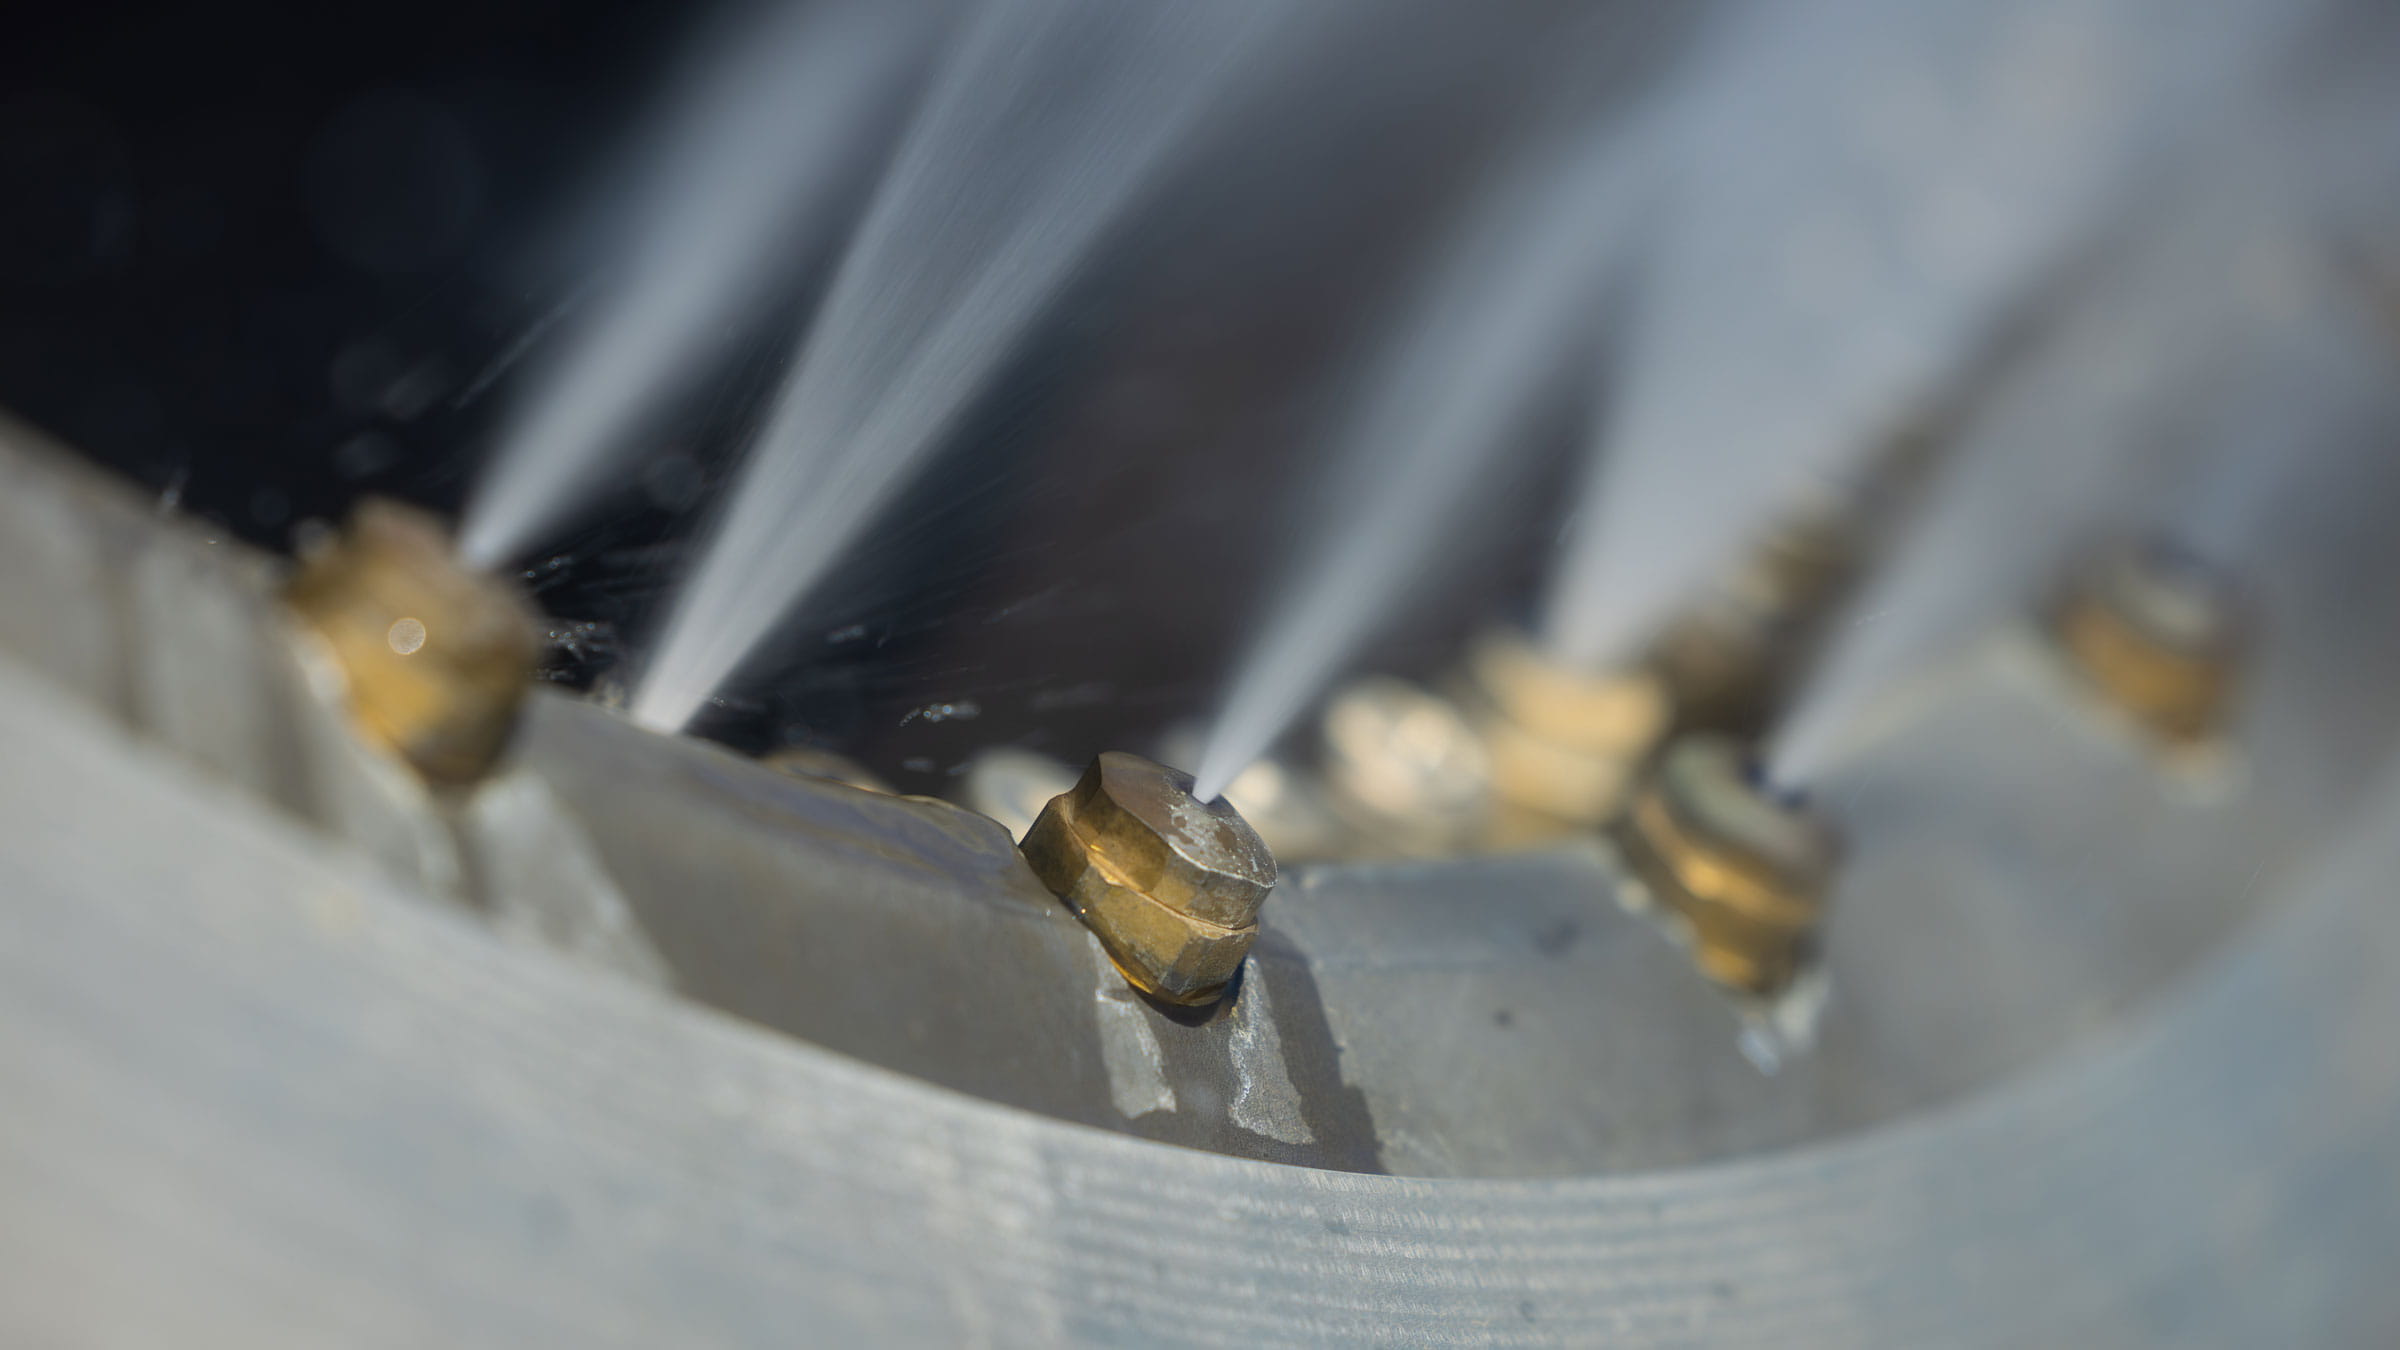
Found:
[1460,628,1671,844]
[958,746,1081,840]
[1316,676,1493,855]
[1649,496,1859,737]
[1019,751,1276,1006]
[1615,734,1837,996]
[2052,537,2242,744]
[1649,411,1948,738]
[284,498,539,785]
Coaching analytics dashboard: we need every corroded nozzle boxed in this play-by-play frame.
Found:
[1461,628,1672,844]
[1019,751,1276,1006]
[284,498,540,785]
[1615,734,1837,996]
[2052,538,2242,744]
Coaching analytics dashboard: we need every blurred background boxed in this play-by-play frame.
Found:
[0,0,1678,784]
[15,0,2391,799]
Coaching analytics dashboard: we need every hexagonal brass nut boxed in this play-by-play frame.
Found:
[284,498,539,785]
[1019,752,1276,1006]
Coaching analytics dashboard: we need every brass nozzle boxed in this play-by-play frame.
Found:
[1461,628,1672,843]
[1648,410,1948,740]
[284,498,540,785]
[1019,751,1276,1006]
[1649,500,1859,736]
[2052,538,2242,744]
[1615,734,1837,996]
[1317,676,1493,855]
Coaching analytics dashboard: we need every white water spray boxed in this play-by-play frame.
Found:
[631,0,1332,732]
[1191,125,1647,802]
[1537,0,2318,676]
[457,0,935,571]
[1770,156,2397,781]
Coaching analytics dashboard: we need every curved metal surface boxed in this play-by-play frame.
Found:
[4,650,2398,1346]
[5,408,2400,1341]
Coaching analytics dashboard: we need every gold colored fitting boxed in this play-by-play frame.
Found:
[1615,734,1837,996]
[284,498,540,785]
[1460,629,1671,844]
[1647,405,1950,739]
[1020,751,1277,1006]
[762,744,894,794]
[1649,499,1858,737]
[2052,539,2241,744]
[1317,676,1493,855]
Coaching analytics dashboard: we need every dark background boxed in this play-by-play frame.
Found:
[0,0,1660,789]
